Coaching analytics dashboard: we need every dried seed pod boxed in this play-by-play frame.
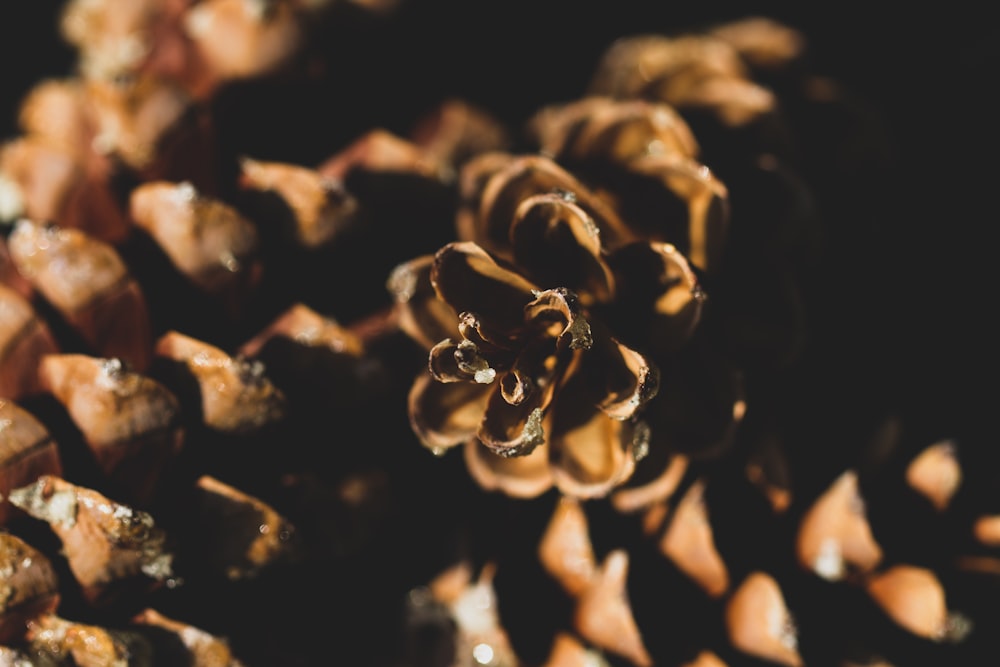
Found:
[154,330,286,435]
[400,148,743,499]
[183,475,297,581]
[37,353,184,506]
[239,157,359,249]
[0,399,63,526]
[129,181,261,301]
[863,565,952,641]
[725,571,802,667]
[796,470,883,581]
[0,533,61,645]
[905,441,961,512]
[0,284,60,400]
[406,239,667,498]
[538,496,597,598]
[131,607,246,667]
[24,613,153,666]
[7,475,175,607]
[659,479,729,597]
[574,550,652,667]
[6,219,153,372]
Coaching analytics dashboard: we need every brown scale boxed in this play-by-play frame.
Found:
[60,0,313,102]
[658,479,730,599]
[527,97,729,277]
[0,532,61,645]
[0,399,63,526]
[153,330,286,436]
[587,31,778,130]
[128,181,262,312]
[1,77,132,243]
[317,128,451,185]
[3,71,218,243]
[724,571,803,667]
[178,474,298,582]
[5,219,153,372]
[238,157,360,250]
[0,286,61,400]
[83,73,219,190]
[131,607,246,667]
[24,612,151,665]
[7,475,174,608]
[183,0,305,92]
[795,469,883,582]
[237,302,369,417]
[37,353,185,507]
[536,496,651,666]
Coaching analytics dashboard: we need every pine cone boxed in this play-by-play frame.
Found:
[391,14,1000,667]
[0,4,995,667]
